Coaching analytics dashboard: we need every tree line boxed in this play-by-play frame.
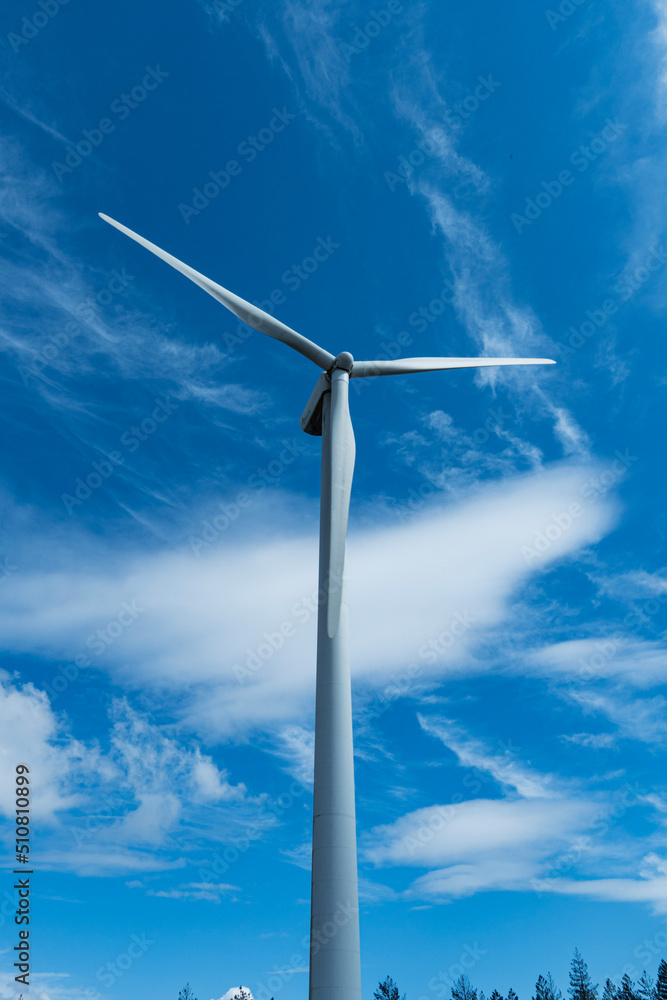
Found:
[176,952,667,1000]
[373,951,667,1000]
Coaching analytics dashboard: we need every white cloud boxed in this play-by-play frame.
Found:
[0,463,619,738]
[528,637,667,689]
[362,797,597,870]
[146,881,240,902]
[566,689,667,746]
[418,716,559,798]
[215,988,255,1000]
[560,732,618,750]
[0,681,267,875]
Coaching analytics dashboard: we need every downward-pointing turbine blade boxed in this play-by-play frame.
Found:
[98,213,336,371]
[351,357,556,377]
[326,372,355,638]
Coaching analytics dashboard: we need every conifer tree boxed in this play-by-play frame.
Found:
[653,958,667,1000]
[535,973,563,1000]
[232,988,252,1000]
[619,974,637,1000]
[490,990,504,1000]
[602,979,620,1000]
[452,974,478,1000]
[507,988,519,1000]
[178,986,198,1000]
[569,950,598,1000]
[656,960,667,1000]
[637,972,654,1000]
[375,977,404,1000]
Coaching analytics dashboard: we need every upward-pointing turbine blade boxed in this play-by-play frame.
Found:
[326,372,355,639]
[351,357,556,377]
[98,213,336,371]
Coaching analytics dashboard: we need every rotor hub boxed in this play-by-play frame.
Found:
[332,351,354,373]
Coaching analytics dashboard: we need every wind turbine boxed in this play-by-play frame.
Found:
[99,212,555,1000]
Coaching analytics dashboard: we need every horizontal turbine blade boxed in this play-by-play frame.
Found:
[99,213,336,371]
[351,357,556,378]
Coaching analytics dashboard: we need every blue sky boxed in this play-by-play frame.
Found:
[1,0,667,998]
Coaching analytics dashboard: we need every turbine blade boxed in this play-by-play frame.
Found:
[351,357,556,377]
[98,213,336,371]
[326,373,355,638]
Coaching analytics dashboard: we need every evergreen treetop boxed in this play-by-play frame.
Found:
[452,973,478,1000]
[656,960,667,1000]
[569,949,599,1000]
[375,977,404,1000]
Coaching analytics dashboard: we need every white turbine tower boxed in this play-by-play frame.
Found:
[99,213,555,1000]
